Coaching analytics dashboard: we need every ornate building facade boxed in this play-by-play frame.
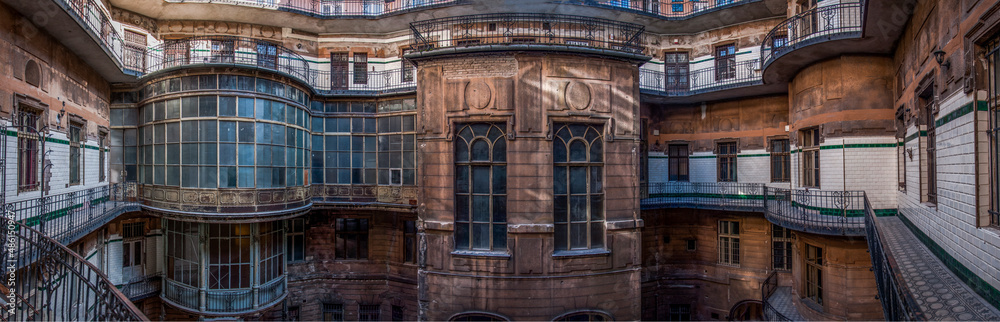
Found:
[0,0,999,320]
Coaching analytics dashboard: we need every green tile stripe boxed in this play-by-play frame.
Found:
[648,193,765,200]
[21,197,108,228]
[873,208,898,217]
[934,101,986,128]
[737,153,770,158]
[905,131,927,143]
[897,213,1000,310]
[819,143,898,150]
[690,155,717,159]
[2,129,102,150]
[790,201,864,217]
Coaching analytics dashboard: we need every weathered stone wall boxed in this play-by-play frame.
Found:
[416,52,643,320]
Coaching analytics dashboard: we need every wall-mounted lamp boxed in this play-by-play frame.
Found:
[56,103,66,129]
[906,148,913,161]
[933,50,950,69]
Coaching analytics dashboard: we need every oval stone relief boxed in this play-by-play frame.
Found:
[465,81,492,109]
[566,82,592,110]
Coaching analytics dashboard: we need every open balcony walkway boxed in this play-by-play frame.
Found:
[875,216,1000,320]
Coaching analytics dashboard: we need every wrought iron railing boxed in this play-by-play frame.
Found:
[409,13,646,55]
[4,181,139,245]
[59,0,125,63]
[164,0,460,17]
[764,187,866,236]
[641,182,866,236]
[162,275,287,315]
[864,197,920,321]
[761,271,791,321]
[121,274,162,301]
[311,68,417,95]
[0,217,146,321]
[760,2,864,68]
[574,0,756,19]
[642,182,764,211]
[128,36,313,81]
[639,59,761,96]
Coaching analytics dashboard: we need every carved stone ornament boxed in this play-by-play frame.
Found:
[465,81,492,109]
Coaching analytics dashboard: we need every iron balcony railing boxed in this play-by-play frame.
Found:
[641,182,867,236]
[761,271,791,321]
[162,275,287,315]
[121,274,163,302]
[760,2,864,68]
[409,13,646,55]
[575,0,756,20]
[121,36,417,96]
[864,198,920,321]
[639,59,761,96]
[4,182,139,246]
[0,217,147,321]
[125,36,313,82]
[61,0,126,63]
[164,0,460,17]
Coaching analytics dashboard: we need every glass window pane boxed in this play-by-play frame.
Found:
[492,224,506,250]
[199,96,217,117]
[492,166,506,194]
[591,166,603,194]
[570,223,587,249]
[471,139,490,161]
[554,166,567,195]
[554,196,568,223]
[181,166,199,187]
[472,223,489,250]
[472,195,490,222]
[590,140,603,162]
[219,96,237,116]
[200,166,217,188]
[200,121,217,142]
[182,121,198,142]
[569,140,587,162]
[200,143,217,165]
[570,196,587,222]
[570,166,587,194]
[472,166,490,194]
[219,167,237,188]
[219,144,237,165]
[455,223,469,249]
[455,165,469,193]
[182,97,198,117]
[238,167,254,188]
[456,195,469,222]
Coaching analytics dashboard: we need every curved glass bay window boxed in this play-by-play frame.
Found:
[134,73,310,214]
[553,123,605,251]
[163,220,287,315]
[454,123,507,252]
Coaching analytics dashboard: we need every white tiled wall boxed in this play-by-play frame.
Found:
[897,90,1000,292]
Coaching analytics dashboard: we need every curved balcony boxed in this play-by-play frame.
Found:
[407,13,648,61]
[0,217,146,321]
[123,36,417,97]
[160,220,287,316]
[162,0,460,17]
[641,182,866,236]
[759,2,865,83]
[638,59,785,103]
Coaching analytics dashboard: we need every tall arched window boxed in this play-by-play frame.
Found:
[454,123,507,251]
[553,123,604,251]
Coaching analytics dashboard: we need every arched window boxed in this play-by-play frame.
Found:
[24,60,40,87]
[450,312,509,321]
[553,123,604,251]
[454,123,507,251]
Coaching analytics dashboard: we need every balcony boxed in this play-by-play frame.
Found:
[0,217,146,321]
[4,181,139,245]
[407,13,648,62]
[641,182,866,236]
[638,59,785,103]
[123,36,417,97]
[162,0,460,18]
[758,0,915,83]
[162,275,286,316]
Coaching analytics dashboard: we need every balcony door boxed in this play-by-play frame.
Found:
[664,52,689,91]
[331,52,350,90]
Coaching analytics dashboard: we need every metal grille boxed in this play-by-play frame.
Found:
[17,109,41,192]
[770,139,790,182]
[717,142,737,182]
[359,304,380,321]
[122,222,145,239]
[353,53,368,85]
[323,303,344,321]
[69,122,82,185]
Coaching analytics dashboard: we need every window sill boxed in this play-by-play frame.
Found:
[552,248,610,258]
[450,250,511,259]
